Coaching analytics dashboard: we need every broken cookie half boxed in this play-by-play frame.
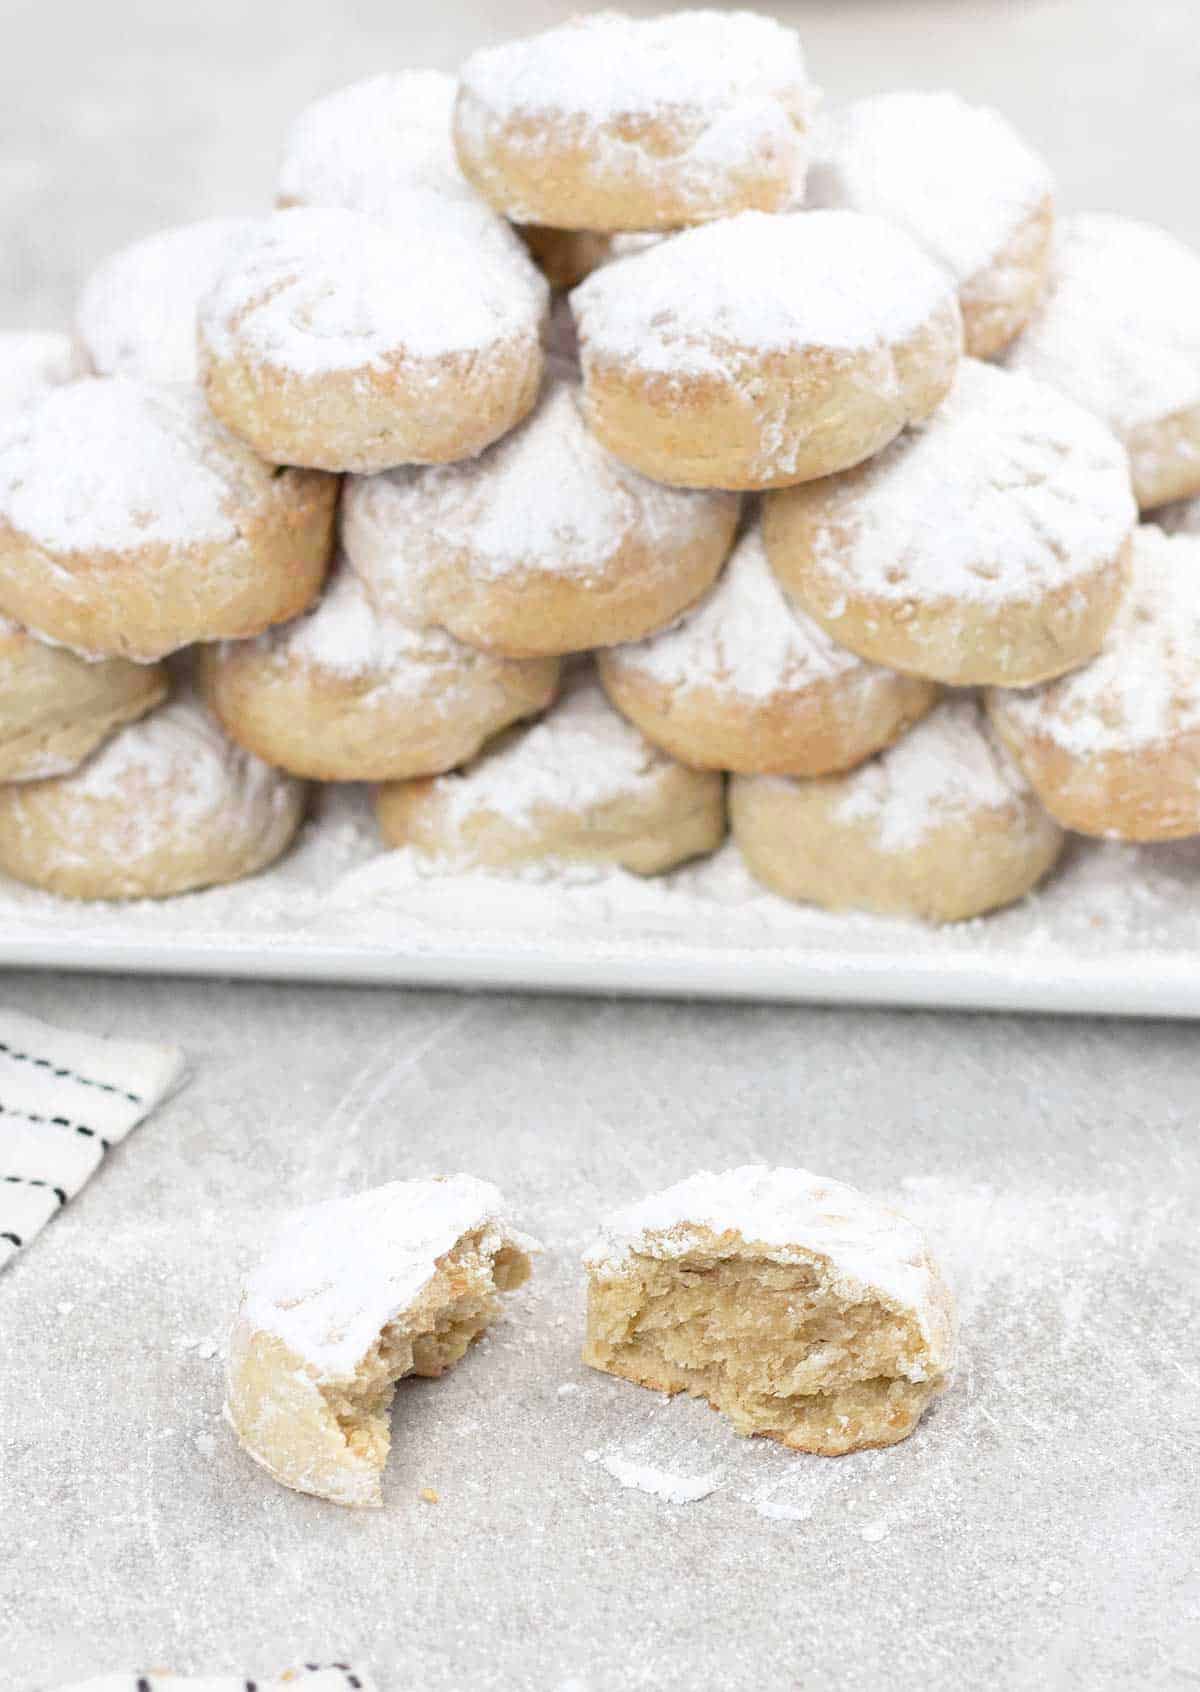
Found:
[582,1165,955,1455]
[226,1174,539,1506]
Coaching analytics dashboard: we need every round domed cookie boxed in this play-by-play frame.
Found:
[0,332,81,420]
[278,69,469,210]
[0,378,336,661]
[75,217,256,387]
[0,617,167,782]
[988,526,1200,841]
[375,664,725,876]
[730,696,1064,923]
[571,209,963,490]
[454,10,816,233]
[342,369,739,659]
[1005,214,1200,510]
[198,204,548,474]
[0,690,307,900]
[763,358,1136,688]
[598,523,938,776]
[807,91,1054,360]
[199,559,561,782]
[278,70,551,292]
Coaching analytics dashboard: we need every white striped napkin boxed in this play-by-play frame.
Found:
[56,1668,375,1692]
[0,1006,185,1271]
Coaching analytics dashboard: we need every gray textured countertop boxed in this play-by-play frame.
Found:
[1,3,1199,1689]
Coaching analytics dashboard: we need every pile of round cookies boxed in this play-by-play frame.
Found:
[3,8,1200,923]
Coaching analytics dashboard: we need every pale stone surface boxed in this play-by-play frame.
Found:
[0,3,1198,1689]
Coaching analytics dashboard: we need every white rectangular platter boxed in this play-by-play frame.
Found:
[1,788,1198,1018]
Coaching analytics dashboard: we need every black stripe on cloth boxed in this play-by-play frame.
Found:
[0,1100,110,1149]
[0,1037,143,1104]
[1,1231,21,1247]
[2,1175,67,1204]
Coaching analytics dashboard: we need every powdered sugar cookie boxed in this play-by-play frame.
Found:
[0,690,306,900]
[375,665,725,875]
[572,209,962,489]
[454,11,815,232]
[1006,214,1200,509]
[76,217,256,386]
[988,526,1200,840]
[807,91,1054,359]
[343,371,739,658]
[583,1164,956,1455]
[278,69,468,211]
[198,204,548,473]
[199,560,560,781]
[0,618,167,782]
[226,1174,537,1507]
[763,359,1135,687]
[598,523,938,775]
[731,697,1064,922]
[0,331,81,420]
[277,69,539,275]
[0,378,336,661]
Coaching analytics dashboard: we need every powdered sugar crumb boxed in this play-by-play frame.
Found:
[598,1451,722,1503]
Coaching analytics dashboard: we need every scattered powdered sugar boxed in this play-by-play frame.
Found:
[993,526,1200,755]
[76,217,257,386]
[457,11,814,217]
[834,697,1031,852]
[584,1163,953,1366]
[433,665,669,830]
[198,202,546,377]
[616,522,870,699]
[350,373,732,585]
[0,330,80,421]
[807,91,1053,286]
[804,358,1135,604]
[1006,213,1200,432]
[571,210,954,378]
[0,378,243,553]
[278,69,466,211]
[235,1174,540,1378]
[596,1450,722,1503]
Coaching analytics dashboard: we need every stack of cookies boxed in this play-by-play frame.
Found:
[2,8,1199,922]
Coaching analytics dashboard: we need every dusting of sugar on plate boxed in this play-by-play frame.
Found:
[598,1450,722,1503]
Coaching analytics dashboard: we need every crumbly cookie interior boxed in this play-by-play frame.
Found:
[584,1249,942,1454]
[323,1230,531,1471]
